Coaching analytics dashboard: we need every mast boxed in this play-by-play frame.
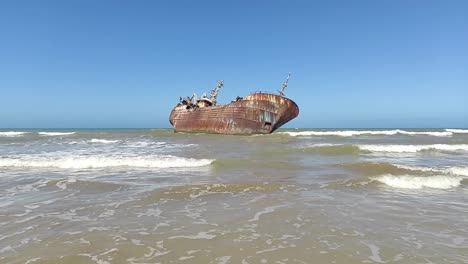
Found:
[278,72,291,97]
[210,80,224,105]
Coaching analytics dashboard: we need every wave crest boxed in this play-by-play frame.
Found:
[0,131,27,137]
[39,132,76,136]
[446,129,468,133]
[358,144,468,153]
[0,154,214,169]
[287,144,468,155]
[443,167,468,177]
[283,130,452,137]
[89,139,121,144]
[372,174,462,189]
[340,162,468,177]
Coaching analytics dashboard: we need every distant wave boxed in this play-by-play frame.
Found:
[446,129,468,133]
[125,141,166,148]
[283,129,452,137]
[64,140,193,151]
[400,165,468,178]
[89,139,121,144]
[371,174,462,189]
[339,162,468,177]
[0,131,28,137]
[38,132,76,136]
[0,154,214,169]
[291,144,468,155]
[358,144,468,153]
[329,163,467,190]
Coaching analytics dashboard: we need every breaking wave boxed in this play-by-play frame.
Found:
[0,131,28,137]
[0,154,215,169]
[446,129,468,133]
[288,144,468,155]
[283,130,453,137]
[371,174,462,189]
[89,139,121,144]
[358,144,468,153]
[446,167,468,176]
[396,165,468,177]
[392,165,468,177]
[38,132,76,136]
[333,161,468,190]
[339,162,468,177]
[338,162,428,176]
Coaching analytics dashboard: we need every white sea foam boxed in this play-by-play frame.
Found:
[372,174,462,189]
[126,141,168,148]
[283,130,452,137]
[359,144,468,153]
[395,164,440,172]
[446,167,468,176]
[216,256,232,264]
[446,129,468,133]
[307,143,341,147]
[0,154,215,169]
[98,209,115,218]
[68,139,167,146]
[395,165,468,177]
[0,131,27,137]
[38,132,76,136]
[56,177,77,190]
[89,139,121,144]
[24,258,41,264]
[248,204,285,222]
[398,131,452,136]
[168,231,217,240]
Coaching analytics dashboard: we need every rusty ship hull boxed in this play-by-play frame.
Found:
[169,92,299,135]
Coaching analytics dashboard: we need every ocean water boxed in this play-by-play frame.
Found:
[0,128,467,263]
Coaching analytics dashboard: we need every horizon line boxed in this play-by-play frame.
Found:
[1,127,467,130]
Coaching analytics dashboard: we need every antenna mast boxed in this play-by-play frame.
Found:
[278,72,291,96]
[210,80,224,104]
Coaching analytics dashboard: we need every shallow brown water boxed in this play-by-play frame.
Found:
[1,129,467,263]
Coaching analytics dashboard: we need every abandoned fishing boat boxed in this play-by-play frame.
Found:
[169,74,299,134]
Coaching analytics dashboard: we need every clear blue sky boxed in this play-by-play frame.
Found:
[1,0,467,128]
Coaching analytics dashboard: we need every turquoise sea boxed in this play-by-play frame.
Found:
[1,128,467,263]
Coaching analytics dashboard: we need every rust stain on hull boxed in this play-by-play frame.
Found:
[169,92,299,135]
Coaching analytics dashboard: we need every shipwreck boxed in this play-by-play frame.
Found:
[169,74,299,134]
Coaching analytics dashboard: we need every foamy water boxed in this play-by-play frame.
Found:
[0,154,214,169]
[447,167,468,176]
[283,129,453,137]
[395,164,468,177]
[38,132,76,136]
[0,131,28,137]
[1,128,467,263]
[446,128,468,133]
[372,174,463,189]
[89,138,121,144]
[358,144,468,153]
